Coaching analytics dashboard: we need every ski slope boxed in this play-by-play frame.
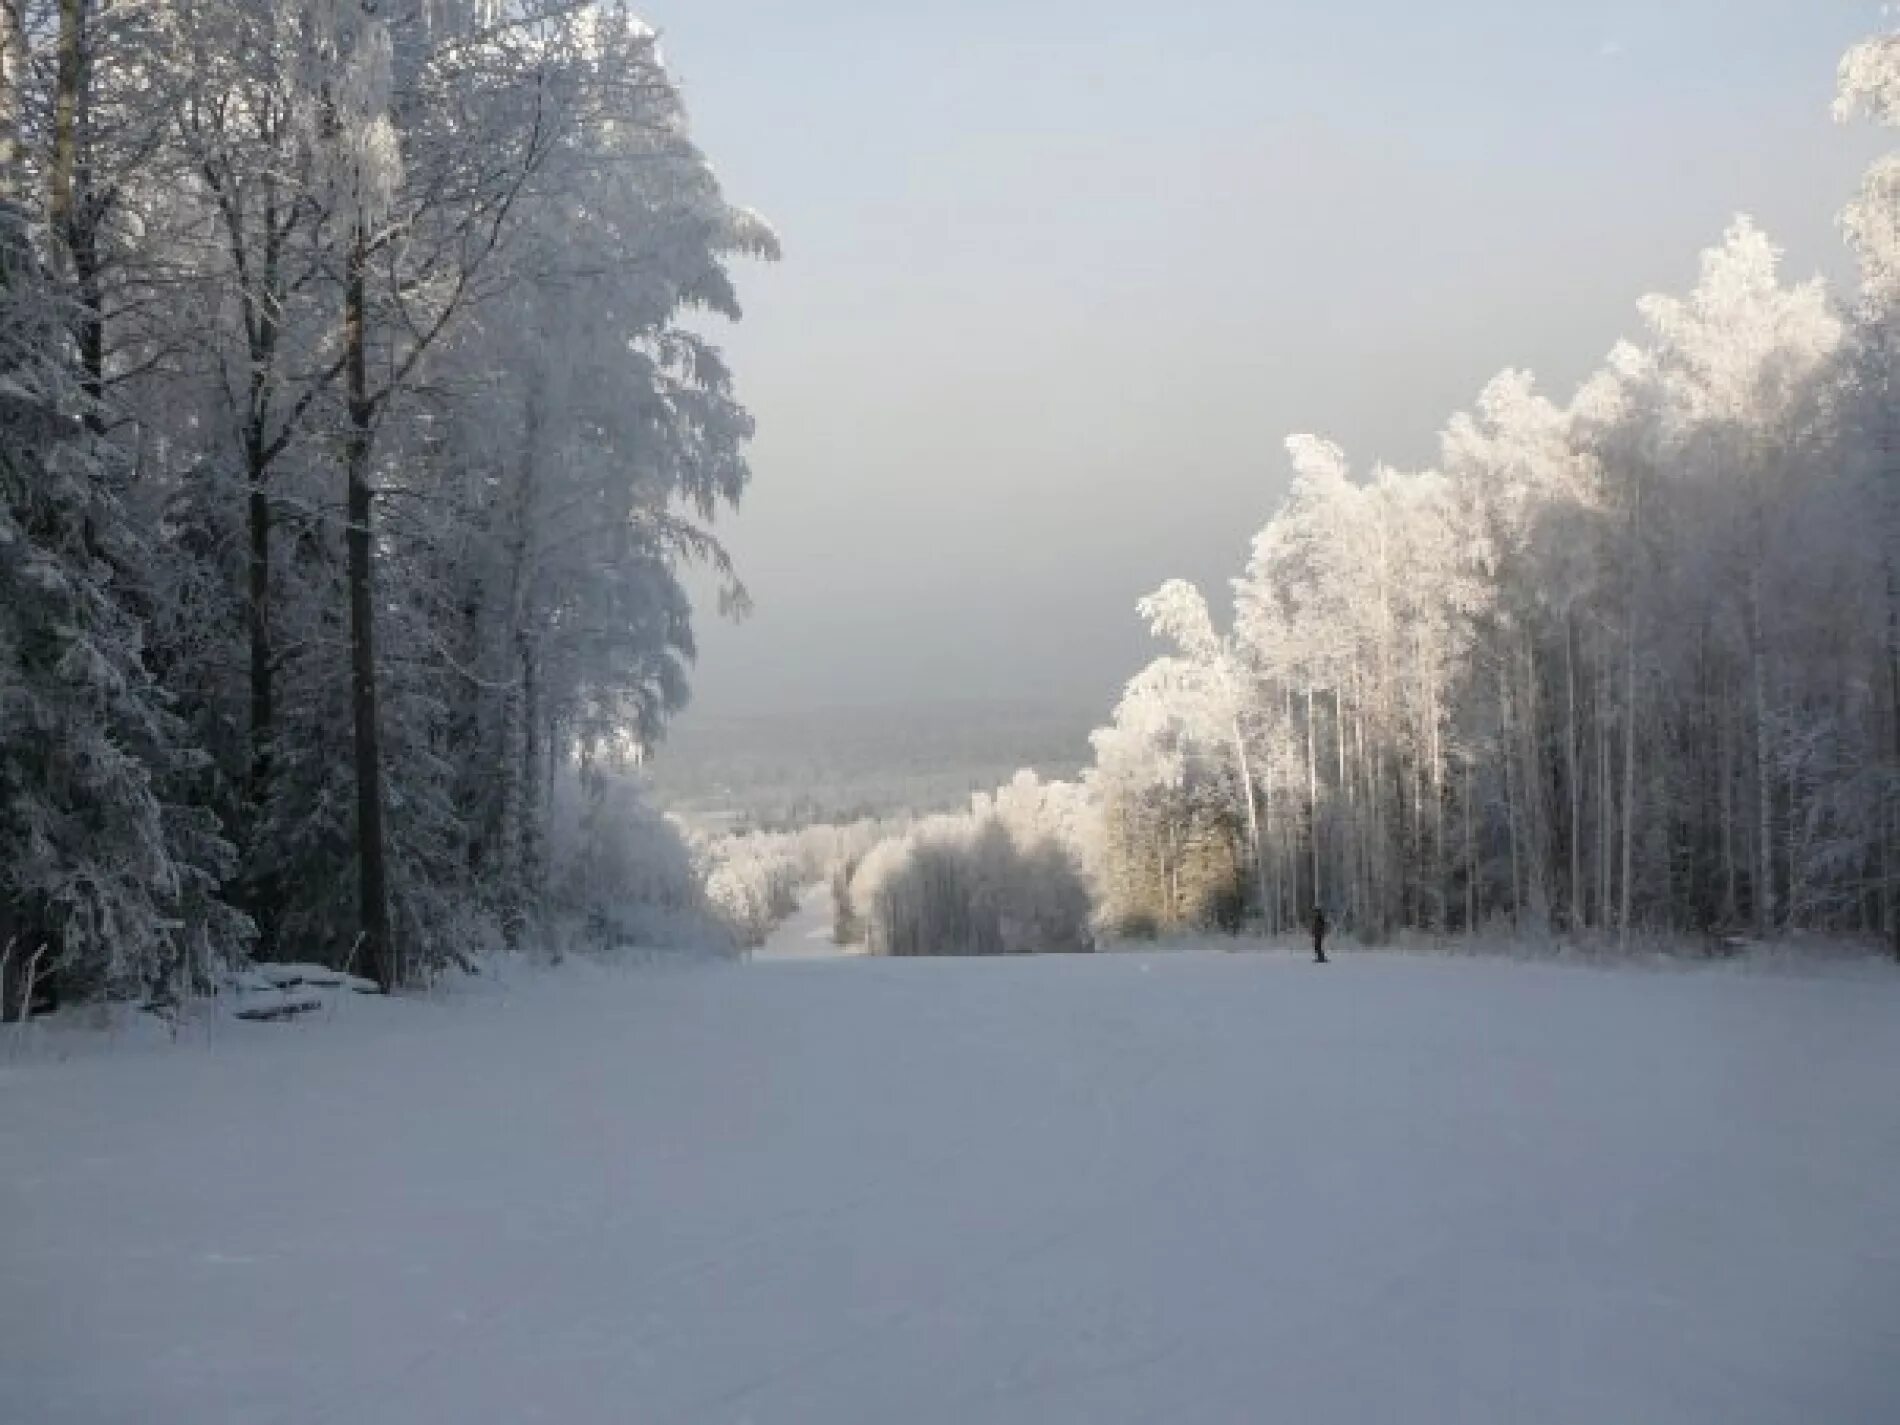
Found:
[750,882,852,961]
[4,950,1898,1424]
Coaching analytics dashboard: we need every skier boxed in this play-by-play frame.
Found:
[1311,905,1329,964]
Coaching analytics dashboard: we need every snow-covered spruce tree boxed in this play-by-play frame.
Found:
[133,0,354,960]
[417,6,776,953]
[132,3,774,983]
[0,2,773,997]
[248,480,475,976]
[0,202,245,1017]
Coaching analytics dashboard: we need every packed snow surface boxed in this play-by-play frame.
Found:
[4,950,1898,1424]
[751,882,851,961]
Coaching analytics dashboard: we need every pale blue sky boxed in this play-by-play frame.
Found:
[655,1,1886,718]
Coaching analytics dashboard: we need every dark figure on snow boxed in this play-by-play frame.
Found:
[1311,906,1329,964]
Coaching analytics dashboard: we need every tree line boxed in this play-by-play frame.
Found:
[1088,30,1900,956]
[1,0,774,1016]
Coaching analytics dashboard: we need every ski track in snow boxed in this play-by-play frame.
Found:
[4,950,1899,1424]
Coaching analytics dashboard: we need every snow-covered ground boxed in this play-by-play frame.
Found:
[4,950,1898,1424]
[750,882,852,961]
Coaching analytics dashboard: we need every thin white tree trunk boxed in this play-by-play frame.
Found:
[1721,699,1737,925]
[1230,713,1269,930]
[1306,686,1321,913]
[1463,753,1477,934]
[1888,556,1900,959]
[1751,571,1775,937]
[1360,714,1372,929]
[1260,700,1279,935]
[1620,477,1642,947]
[1565,612,1582,930]
[1521,630,1550,926]
[1335,686,1349,922]
[1621,609,1637,945]
[1597,630,1612,932]
[1500,666,1521,922]
[1429,667,1446,931]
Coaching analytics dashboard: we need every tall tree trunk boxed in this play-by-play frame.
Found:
[1268,794,1284,934]
[0,0,21,205]
[1596,633,1611,932]
[1462,753,1476,934]
[69,216,102,416]
[1409,707,1423,929]
[1,11,27,1018]
[1886,549,1900,960]
[1230,714,1268,930]
[497,380,543,948]
[497,661,527,947]
[245,467,277,954]
[345,225,394,990]
[1334,686,1348,922]
[1281,684,1298,931]
[1166,815,1181,925]
[1721,697,1737,926]
[1428,663,1446,931]
[242,200,286,959]
[1619,477,1643,946]
[1521,631,1549,926]
[498,633,544,950]
[1306,686,1321,914]
[520,639,543,916]
[1786,709,1804,931]
[1887,771,1899,964]
[49,0,102,417]
[1620,609,1637,945]
[1500,667,1521,923]
[49,0,82,246]
[1352,703,1371,930]
[1565,612,1583,930]
[1750,572,1775,937]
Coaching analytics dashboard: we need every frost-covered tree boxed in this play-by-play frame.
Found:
[1083,27,1899,954]
[425,7,776,950]
[848,809,1092,958]
[1835,27,1900,959]
[1090,656,1249,935]
[0,183,244,1017]
[1,1,774,1005]
[1136,580,1269,922]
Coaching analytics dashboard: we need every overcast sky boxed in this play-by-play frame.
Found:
[652,0,1885,720]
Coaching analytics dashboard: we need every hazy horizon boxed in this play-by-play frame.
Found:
[654,0,1885,721]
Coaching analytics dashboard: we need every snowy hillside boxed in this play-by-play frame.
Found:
[5,950,1896,1424]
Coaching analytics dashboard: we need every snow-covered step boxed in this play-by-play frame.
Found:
[229,989,325,1022]
[250,963,381,995]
